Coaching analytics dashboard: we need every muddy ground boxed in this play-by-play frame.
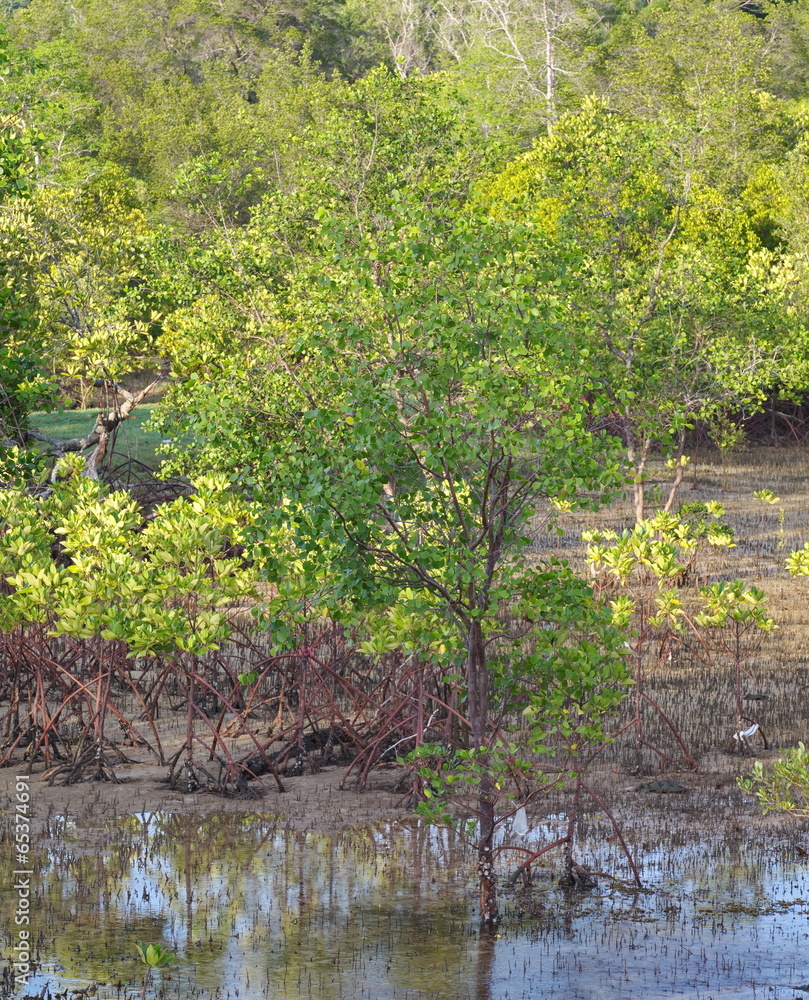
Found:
[4,445,809,847]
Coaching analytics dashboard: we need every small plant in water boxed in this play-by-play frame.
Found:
[737,743,809,817]
[136,940,175,999]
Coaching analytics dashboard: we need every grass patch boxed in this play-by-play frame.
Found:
[29,405,166,472]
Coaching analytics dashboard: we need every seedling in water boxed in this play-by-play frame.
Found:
[136,941,174,999]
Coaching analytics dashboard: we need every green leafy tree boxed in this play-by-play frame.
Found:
[428,0,591,134]
[158,192,630,921]
[0,30,178,477]
[6,0,377,218]
[18,167,160,382]
[0,165,171,477]
[585,504,733,771]
[150,67,494,476]
[479,100,804,520]
[592,0,786,196]
[0,27,54,453]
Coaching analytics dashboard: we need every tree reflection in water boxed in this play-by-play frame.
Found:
[15,810,809,1000]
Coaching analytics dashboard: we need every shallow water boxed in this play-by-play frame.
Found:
[6,809,809,1000]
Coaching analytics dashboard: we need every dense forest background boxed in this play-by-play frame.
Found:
[5,0,809,486]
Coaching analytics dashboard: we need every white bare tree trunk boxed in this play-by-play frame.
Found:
[431,0,582,127]
[377,0,438,77]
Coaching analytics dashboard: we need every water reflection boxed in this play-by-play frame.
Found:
[8,811,809,999]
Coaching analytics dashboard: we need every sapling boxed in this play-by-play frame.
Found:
[135,941,174,1000]
[584,507,733,773]
[737,744,809,817]
[695,581,776,751]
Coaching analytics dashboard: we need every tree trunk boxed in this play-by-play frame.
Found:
[26,374,166,479]
[663,427,688,513]
[467,618,499,923]
[477,774,498,923]
[627,436,651,523]
[541,0,557,128]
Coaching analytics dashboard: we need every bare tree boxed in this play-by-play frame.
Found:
[376,0,439,77]
[432,0,585,126]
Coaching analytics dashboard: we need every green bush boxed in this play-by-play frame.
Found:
[737,744,809,818]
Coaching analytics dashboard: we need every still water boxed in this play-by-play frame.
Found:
[8,810,809,1000]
